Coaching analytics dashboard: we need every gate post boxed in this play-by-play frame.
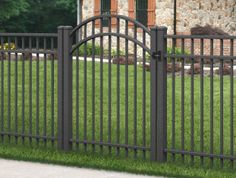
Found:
[58,26,73,151]
[150,26,167,162]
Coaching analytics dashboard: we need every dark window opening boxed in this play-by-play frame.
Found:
[101,0,111,27]
[136,0,148,26]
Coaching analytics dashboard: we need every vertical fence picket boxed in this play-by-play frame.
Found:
[14,37,18,144]
[91,20,95,152]
[100,18,104,154]
[84,24,88,152]
[190,38,195,164]
[230,39,234,168]
[7,37,11,142]
[51,37,55,146]
[43,37,47,146]
[116,17,120,156]
[171,38,176,161]
[108,17,112,154]
[210,39,214,167]
[36,37,40,145]
[200,38,204,166]
[21,37,25,144]
[29,37,33,145]
[125,20,129,157]
[181,38,185,162]
[75,44,79,151]
[142,29,146,159]
[0,37,4,143]
[133,25,137,158]
[220,39,224,168]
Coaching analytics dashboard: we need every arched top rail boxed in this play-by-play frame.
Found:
[70,32,151,55]
[70,14,151,37]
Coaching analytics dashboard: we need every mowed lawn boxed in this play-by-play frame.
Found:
[0,60,236,166]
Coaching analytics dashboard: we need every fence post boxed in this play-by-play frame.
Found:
[57,26,73,151]
[58,26,64,150]
[150,26,167,162]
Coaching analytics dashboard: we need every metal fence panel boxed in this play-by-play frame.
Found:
[0,14,236,168]
[0,33,58,146]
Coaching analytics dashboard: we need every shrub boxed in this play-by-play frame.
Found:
[78,43,101,56]
[191,24,229,36]
[187,63,201,75]
[215,64,231,75]
[167,47,190,63]
[167,63,182,73]
[0,53,6,60]
[73,42,126,58]
[73,43,189,65]
[143,63,182,73]
[111,49,125,58]
[144,64,150,71]
[112,56,134,65]
[167,47,183,56]
[0,43,16,50]
[144,47,189,63]
[0,43,15,61]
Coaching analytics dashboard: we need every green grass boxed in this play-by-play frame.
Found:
[0,60,236,177]
[0,143,235,178]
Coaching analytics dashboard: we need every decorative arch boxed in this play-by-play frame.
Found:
[70,14,151,54]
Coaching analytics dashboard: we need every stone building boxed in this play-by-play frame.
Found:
[78,0,235,57]
[79,0,236,36]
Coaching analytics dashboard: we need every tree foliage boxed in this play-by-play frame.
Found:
[56,0,77,12]
[0,0,28,20]
[0,0,77,32]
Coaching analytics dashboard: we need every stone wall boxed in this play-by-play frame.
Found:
[82,0,94,20]
[155,0,174,34]
[176,0,236,36]
[82,0,236,35]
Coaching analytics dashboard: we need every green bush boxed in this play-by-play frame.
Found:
[0,43,16,50]
[73,44,189,64]
[111,49,125,58]
[167,47,183,55]
[167,47,190,63]
[73,42,125,58]
[77,43,101,56]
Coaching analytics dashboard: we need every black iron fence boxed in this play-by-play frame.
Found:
[0,33,58,145]
[0,14,236,168]
[165,35,236,167]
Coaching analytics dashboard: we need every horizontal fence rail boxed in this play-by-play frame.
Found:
[0,15,236,169]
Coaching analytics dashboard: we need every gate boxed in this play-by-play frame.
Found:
[57,14,167,162]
